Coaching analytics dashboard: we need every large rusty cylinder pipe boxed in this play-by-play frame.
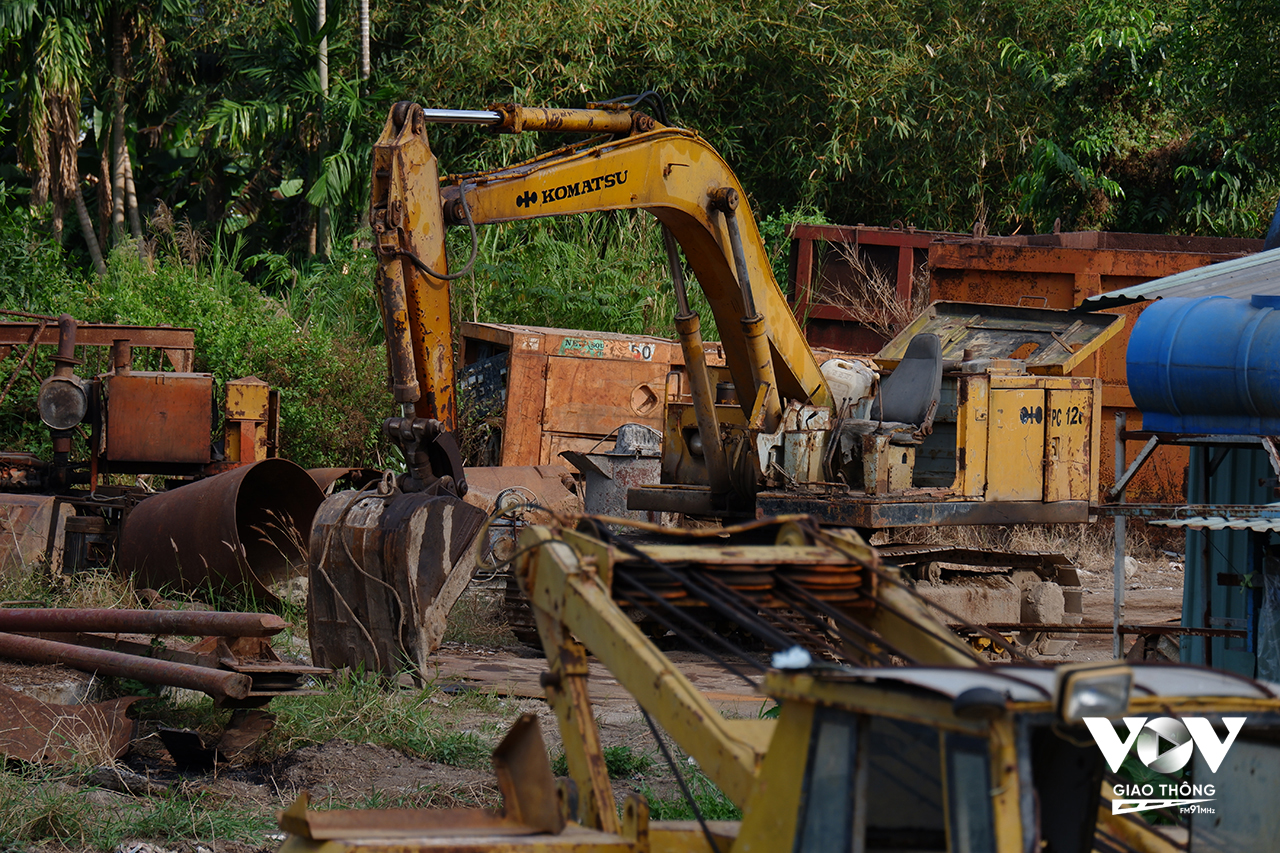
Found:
[117,459,324,598]
[489,104,638,135]
[742,313,783,433]
[0,609,286,637]
[0,632,251,700]
[674,313,732,497]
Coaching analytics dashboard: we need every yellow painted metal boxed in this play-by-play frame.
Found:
[740,314,781,433]
[1044,384,1095,502]
[516,525,773,810]
[955,374,989,497]
[986,382,1046,501]
[732,700,814,853]
[987,718,1025,853]
[862,571,983,666]
[224,377,271,462]
[444,126,829,420]
[532,604,621,833]
[371,104,456,428]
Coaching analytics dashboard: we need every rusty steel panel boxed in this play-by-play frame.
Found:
[103,371,213,463]
[0,494,71,579]
[460,322,726,468]
[462,465,581,519]
[0,683,137,764]
[308,490,486,676]
[117,459,323,596]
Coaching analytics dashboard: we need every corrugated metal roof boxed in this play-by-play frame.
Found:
[1080,246,1280,310]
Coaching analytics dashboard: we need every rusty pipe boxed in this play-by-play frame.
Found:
[117,459,324,597]
[53,314,78,377]
[0,609,286,637]
[0,632,251,700]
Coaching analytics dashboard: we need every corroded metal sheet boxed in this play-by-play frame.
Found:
[103,371,214,464]
[118,459,324,596]
[0,683,137,764]
[0,494,70,579]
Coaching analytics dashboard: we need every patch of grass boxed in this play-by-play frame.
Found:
[0,563,140,610]
[550,745,656,779]
[639,772,741,821]
[257,670,498,769]
[0,765,275,851]
[444,589,518,648]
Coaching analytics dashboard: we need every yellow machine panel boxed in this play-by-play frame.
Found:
[986,383,1046,501]
[1044,383,1094,502]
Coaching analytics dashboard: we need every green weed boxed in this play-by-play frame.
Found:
[639,772,741,821]
[550,745,656,779]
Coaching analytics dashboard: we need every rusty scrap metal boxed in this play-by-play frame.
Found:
[118,459,324,597]
[0,683,137,764]
[102,371,214,465]
[0,631,252,701]
[29,632,328,701]
[0,317,49,410]
[0,608,286,636]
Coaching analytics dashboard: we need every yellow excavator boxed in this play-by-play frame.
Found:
[310,96,1124,675]
[287,99,1280,853]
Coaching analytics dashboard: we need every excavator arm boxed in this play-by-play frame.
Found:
[370,100,831,500]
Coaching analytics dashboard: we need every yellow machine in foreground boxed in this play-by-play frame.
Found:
[280,517,1280,853]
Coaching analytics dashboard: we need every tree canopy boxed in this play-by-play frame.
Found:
[1,0,1277,464]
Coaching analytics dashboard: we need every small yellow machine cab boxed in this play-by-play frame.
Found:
[744,301,1125,528]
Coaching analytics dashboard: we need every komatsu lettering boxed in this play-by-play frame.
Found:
[540,170,628,204]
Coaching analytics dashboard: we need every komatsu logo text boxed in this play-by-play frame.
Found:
[516,171,629,208]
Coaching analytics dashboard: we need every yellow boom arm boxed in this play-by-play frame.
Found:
[371,101,831,472]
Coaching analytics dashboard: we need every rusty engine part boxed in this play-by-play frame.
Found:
[1,313,301,593]
[117,458,323,597]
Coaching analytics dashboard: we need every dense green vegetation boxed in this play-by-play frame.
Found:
[2,0,1277,464]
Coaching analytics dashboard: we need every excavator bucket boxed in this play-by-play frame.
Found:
[307,488,486,677]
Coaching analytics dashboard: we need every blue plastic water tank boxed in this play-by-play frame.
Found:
[1127,294,1280,434]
